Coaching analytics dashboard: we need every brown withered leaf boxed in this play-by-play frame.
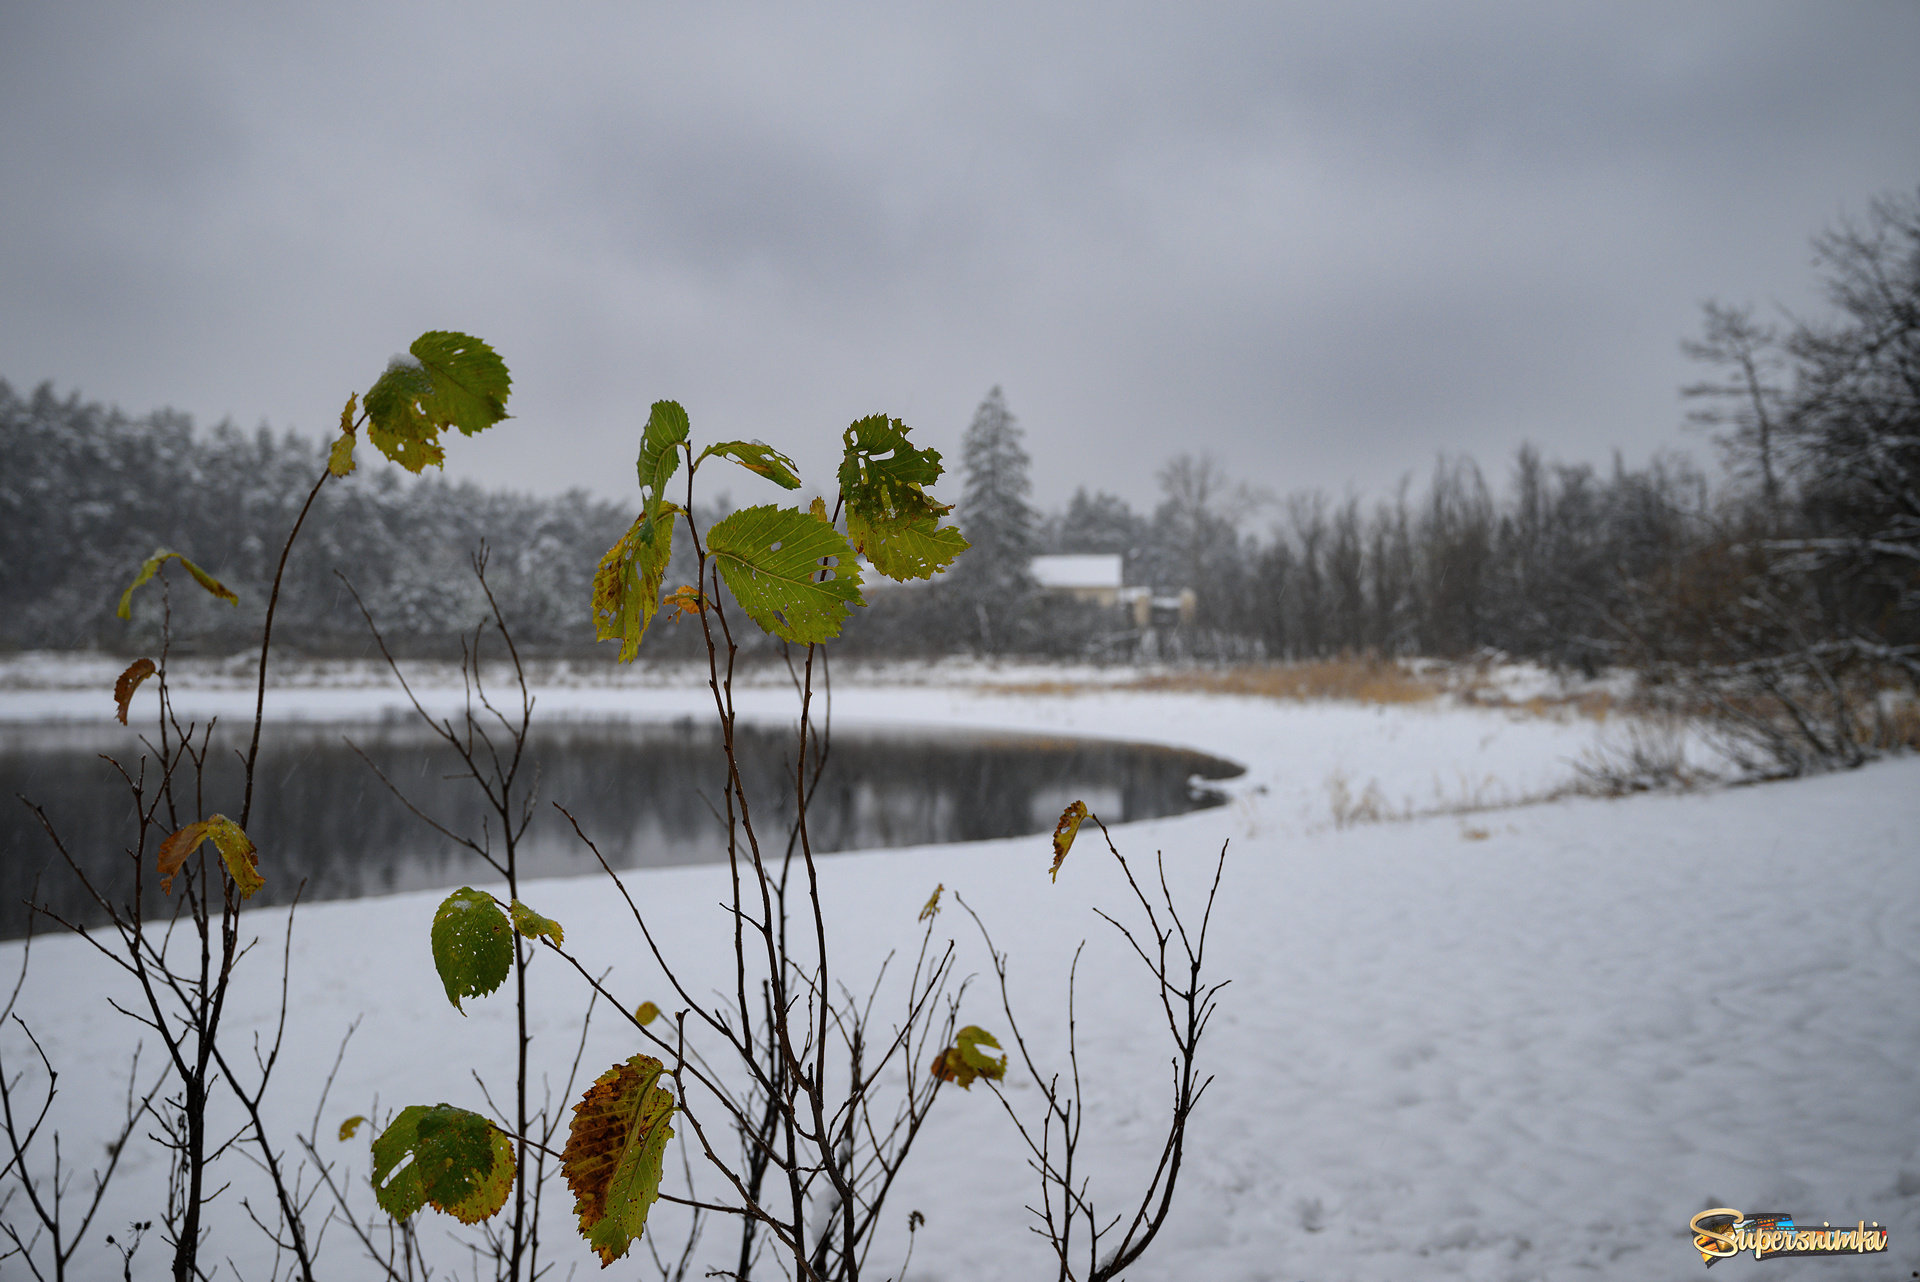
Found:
[114,657,156,725]
[563,1054,675,1266]
[1050,800,1089,882]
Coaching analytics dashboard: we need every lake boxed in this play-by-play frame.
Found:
[0,717,1242,939]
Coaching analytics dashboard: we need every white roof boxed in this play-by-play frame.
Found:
[1029,553,1123,589]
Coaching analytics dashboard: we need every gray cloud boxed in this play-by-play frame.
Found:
[3,1,1915,523]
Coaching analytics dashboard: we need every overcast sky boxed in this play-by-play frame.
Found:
[3,2,1916,521]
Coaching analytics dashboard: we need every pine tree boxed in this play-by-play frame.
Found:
[951,387,1038,650]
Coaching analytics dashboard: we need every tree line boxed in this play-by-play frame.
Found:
[6,188,1916,764]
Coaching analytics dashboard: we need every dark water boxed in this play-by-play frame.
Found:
[1,718,1242,939]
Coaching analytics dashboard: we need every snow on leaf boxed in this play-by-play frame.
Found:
[930,1026,1008,1090]
[156,814,261,898]
[339,1115,368,1142]
[695,439,802,490]
[114,658,155,725]
[372,1103,515,1225]
[1050,800,1089,882]
[918,883,944,922]
[362,331,511,473]
[707,504,863,644]
[431,888,513,1012]
[563,1054,676,1266]
[836,415,967,581]
[117,548,238,619]
[509,899,563,947]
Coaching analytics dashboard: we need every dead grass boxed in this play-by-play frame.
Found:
[982,658,1446,705]
[981,656,1623,718]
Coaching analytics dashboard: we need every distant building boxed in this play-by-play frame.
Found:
[1027,554,1192,627]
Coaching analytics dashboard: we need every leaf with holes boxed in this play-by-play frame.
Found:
[329,393,359,476]
[157,814,261,898]
[661,584,704,621]
[510,899,563,947]
[1050,800,1089,882]
[563,1054,677,1266]
[695,439,802,490]
[114,658,156,725]
[363,331,511,473]
[372,1104,516,1225]
[339,1115,368,1142]
[431,888,512,1012]
[636,401,689,516]
[929,1026,1008,1090]
[117,549,238,620]
[837,415,966,580]
[707,505,863,643]
[591,512,674,662]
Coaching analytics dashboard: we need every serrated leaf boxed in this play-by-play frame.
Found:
[707,505,863,644]
[373,1104,515,1225]
[509,900,563,947]
[637,401,689,511]
[156,814,261,898]
[362,331,511,473]
[564,1055,676,1266]
[930,1026,1008,1090]
[918,883,944,922]
[114,657,156,725]
[328,393,359,476]
[1050,800,1089,882]
[117,549,238,620]
[591,512,675,662]
[847,506,970,581]
[634,1001,660,1026]
[339,1115,368,1142]
[837,415,966,581]
[696,440,802,490]
[431,888,513,1012]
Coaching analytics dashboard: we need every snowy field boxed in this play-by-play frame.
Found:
[2,658,1916,1280]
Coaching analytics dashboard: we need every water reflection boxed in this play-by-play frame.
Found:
[1,718,1240,939]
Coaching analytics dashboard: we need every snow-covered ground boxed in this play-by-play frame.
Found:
[2,660,1915,1280]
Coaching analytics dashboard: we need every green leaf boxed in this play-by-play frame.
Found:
[707,505,863,643]
[637,401,690,513]
[431,888,513,1012]
[155,814,262,898]
[1050,800,1089,882]
[563,1055,677,1266]
[509,900,563,947]
[847,506,970,581]
[930,1026,1008,1090]
[117,548,239,620]
[695,440,802,490]
[837,415,967,581]
[362,331,511,473]
[373,1104,516,1225]
[328,393,359,477]
[590,511,675,662]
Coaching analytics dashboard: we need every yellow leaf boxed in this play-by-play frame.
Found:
[661,585,705,621]
[157,814,262,898]
[339,1115,367,1142]
[917,883,944,922]
[564,1055,676,1265]
[328,394,358,476]
[929,1026,1007,1090]
[114,657,156,725]
[1050,801,1089,882]
[634,1001,660,1026]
